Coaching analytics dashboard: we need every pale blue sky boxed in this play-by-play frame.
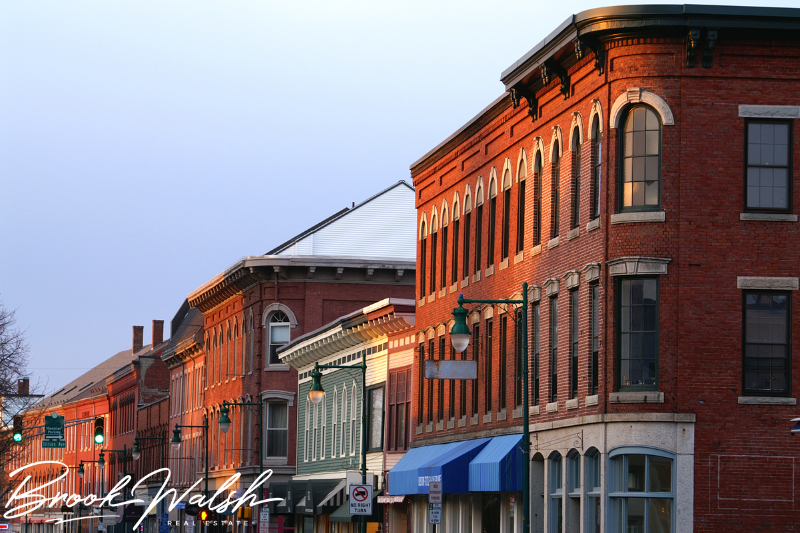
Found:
[1,1,796,392]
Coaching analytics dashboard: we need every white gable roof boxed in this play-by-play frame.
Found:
[269,181,416,261]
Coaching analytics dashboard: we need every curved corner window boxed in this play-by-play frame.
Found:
[608,448,674,533]
[268,312,290,365]
[618,278,658,390]
[621,106,661,211]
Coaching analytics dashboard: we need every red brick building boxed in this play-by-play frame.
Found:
[180,182,417,533]
[397,5,800,533]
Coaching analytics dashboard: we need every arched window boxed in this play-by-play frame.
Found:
[419,219,428,298]
[621,105,661,210]
[462,190,472,280]
[341,386,348,456]
[248,312,254,373]
[217,330,222,384]
[591,116,602,219]
[440,209,448,292]
[312,399,318,460]
[516,161,526,254]
[208,335,214,385]
[533,153,543,246]
[267,312,290,365]
[225,326,231,381]
[430,212,438,294]
[487,176,497,267]
[572,128,582,229]
[501,170,512,261]
[321,393,327,459]
[451,194,460,284]
[586,448,602,531]
[549,452,563,533]
[551,141,561,239]
[332,388,338,458]
[232,322,237,377]
[474,182,484,274]
[608,447,674,532]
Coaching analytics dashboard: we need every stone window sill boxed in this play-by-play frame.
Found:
[531,244,542,257]
[738,396,797,405]
[485,265,494,277]
[514,251,524,264]
[609,391,664,404]
[547,236,560,249]
[458,417,467,428]
[512,406,524,419]
[546,401,558,413]
[472,272,481,283]
[265,364,291,372]
[416,424,423,435]
[610,211,666,225]
[497,409,507,421]
[530,405,540,416]
[426,422,433,433]
[483,412,493,423]
[427,293,436,303]
[566,398,579,410]
[498,259,509,271]
[470,414,479,426]
[587,218,601,232]
[436,421,444,431]
[447,418,455,429]
[566,227,580,241]
[439,288,446,298]
[418,298,425,308]
[450,283,458,294]
[740,213,798,222]
[585,394,599,406]
[461,277,469,288]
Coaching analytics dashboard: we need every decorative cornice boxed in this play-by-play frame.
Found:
[544,277,560,297]
[563,270,581,290]
[582,262,601,283]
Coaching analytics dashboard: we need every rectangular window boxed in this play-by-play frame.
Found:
[459,345,467,419]
[746,120,792,212]
[500,316,508,410]
[430,232,438,294]
[265,401,288,458]
[591,125,602,220]
[472,323,480,415]
[367,386,384,451]
[502,188,511,260]
[618,278,658,390]
[488,196,497,267]
[438,337,445,422]
[552,149,561,239]
[420,238,427,298]
[572,140,581,229]
[475,206,483,273]
[428,339,434,423]
[550,297,558,403]
[517,180,526,253]
[515,310,523,407]
[388,368,411,452]
[463,213,471,280]
[449,346,456,420]
[590,284,600,395]
[418,343,425,426]
[744,291,790,395]
[533,302,540,405]
[486,319,493,412]
[570,290,579,399]
[452,219,460,283]
[441,225,448,290]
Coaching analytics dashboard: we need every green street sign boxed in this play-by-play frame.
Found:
[44,413,65,440]
[42,440,66,449]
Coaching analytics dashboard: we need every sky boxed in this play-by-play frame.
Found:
[2,0,798,393]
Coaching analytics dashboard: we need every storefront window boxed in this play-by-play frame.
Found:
[608,448,674,533]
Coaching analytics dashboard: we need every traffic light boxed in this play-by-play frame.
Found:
[12,415,23,442]
[198,509,216,522]
[184,503,199,516]
[93,416,104,445]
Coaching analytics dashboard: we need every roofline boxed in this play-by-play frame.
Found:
[266,180,414,255]
[412,4,800,178]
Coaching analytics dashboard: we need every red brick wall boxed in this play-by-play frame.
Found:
[412,35,800,530]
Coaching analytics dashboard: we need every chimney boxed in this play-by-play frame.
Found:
[133,325,144,353]
[17,378,29,396]
[153,320,164,347]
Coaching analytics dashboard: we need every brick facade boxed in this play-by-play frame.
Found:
[409,6,800,533]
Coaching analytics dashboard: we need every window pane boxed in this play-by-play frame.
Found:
[269,402,288,429]
[369,387,384,449]
[648,498,672,532]
[627,498,645,531]
[645,109,659,129]
[271,325,290,343]
[627,455,645,491]
[648,456,672,493]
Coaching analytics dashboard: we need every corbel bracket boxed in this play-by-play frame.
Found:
[686,29,701,68]
[542,59,570,100]
[510,84,539,122]
[703,29,718,69]
[575,36,604,74]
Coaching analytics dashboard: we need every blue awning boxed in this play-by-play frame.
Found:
[468,434,523,492]
[387,438,491,495]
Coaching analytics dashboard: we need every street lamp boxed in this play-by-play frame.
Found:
[170,426,182,451]
[77,462,85,479]
[218,405,232,434]
[307,359,368,533]
[449,283,531,533]
[97,452,105,470]
[131,439,141,460]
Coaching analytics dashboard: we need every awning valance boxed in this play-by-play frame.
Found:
[469,434,523,492]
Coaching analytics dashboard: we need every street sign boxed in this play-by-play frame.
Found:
[258,506,269,533]
[44,413,65,440]
[429,481,442,504]
[349,484,372,515]
[428,503,442,524]
[425,360,477,379]
[159,513,169,533]
[42,440,66,449]
[185,517,194,533]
